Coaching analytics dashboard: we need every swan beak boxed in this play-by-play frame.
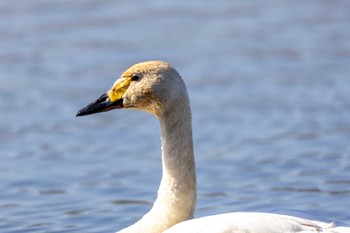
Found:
[76,76,132,117]
[76,93,123,117]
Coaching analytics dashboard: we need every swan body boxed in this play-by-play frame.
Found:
[165,212,350,233]
[76,61,349,233]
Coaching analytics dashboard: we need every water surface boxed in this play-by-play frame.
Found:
[1,0,350,232]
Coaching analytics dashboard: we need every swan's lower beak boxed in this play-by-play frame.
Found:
[76,93,123,117]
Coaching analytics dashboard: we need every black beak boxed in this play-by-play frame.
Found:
[76,93,123,117]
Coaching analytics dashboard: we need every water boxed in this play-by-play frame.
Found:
[1,0,350,232]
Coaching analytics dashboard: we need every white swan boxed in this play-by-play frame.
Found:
[76,61,349,233]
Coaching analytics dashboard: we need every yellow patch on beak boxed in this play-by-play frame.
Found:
[107,77,132,102]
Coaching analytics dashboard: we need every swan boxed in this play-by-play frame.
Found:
[76,61,349,233]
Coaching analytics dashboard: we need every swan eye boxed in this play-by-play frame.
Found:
[131,75,140,81]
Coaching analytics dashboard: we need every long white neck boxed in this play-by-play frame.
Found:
[118,98,197,233]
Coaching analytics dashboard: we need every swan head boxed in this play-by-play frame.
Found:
[76,61,188,117]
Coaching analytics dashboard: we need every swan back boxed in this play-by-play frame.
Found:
[164,212,348,233]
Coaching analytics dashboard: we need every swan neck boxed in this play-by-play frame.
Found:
[152,100,197,231]
[158,98,196,207]
[118,99,196,233]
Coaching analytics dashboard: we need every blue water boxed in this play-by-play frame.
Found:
[1,0,350,232]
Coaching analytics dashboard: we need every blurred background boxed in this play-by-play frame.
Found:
[1,0,350,232]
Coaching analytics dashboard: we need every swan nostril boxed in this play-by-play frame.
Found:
[97,93,109,103]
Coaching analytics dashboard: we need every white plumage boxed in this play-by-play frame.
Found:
[77,61,349,233]
[165,212,349,233]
